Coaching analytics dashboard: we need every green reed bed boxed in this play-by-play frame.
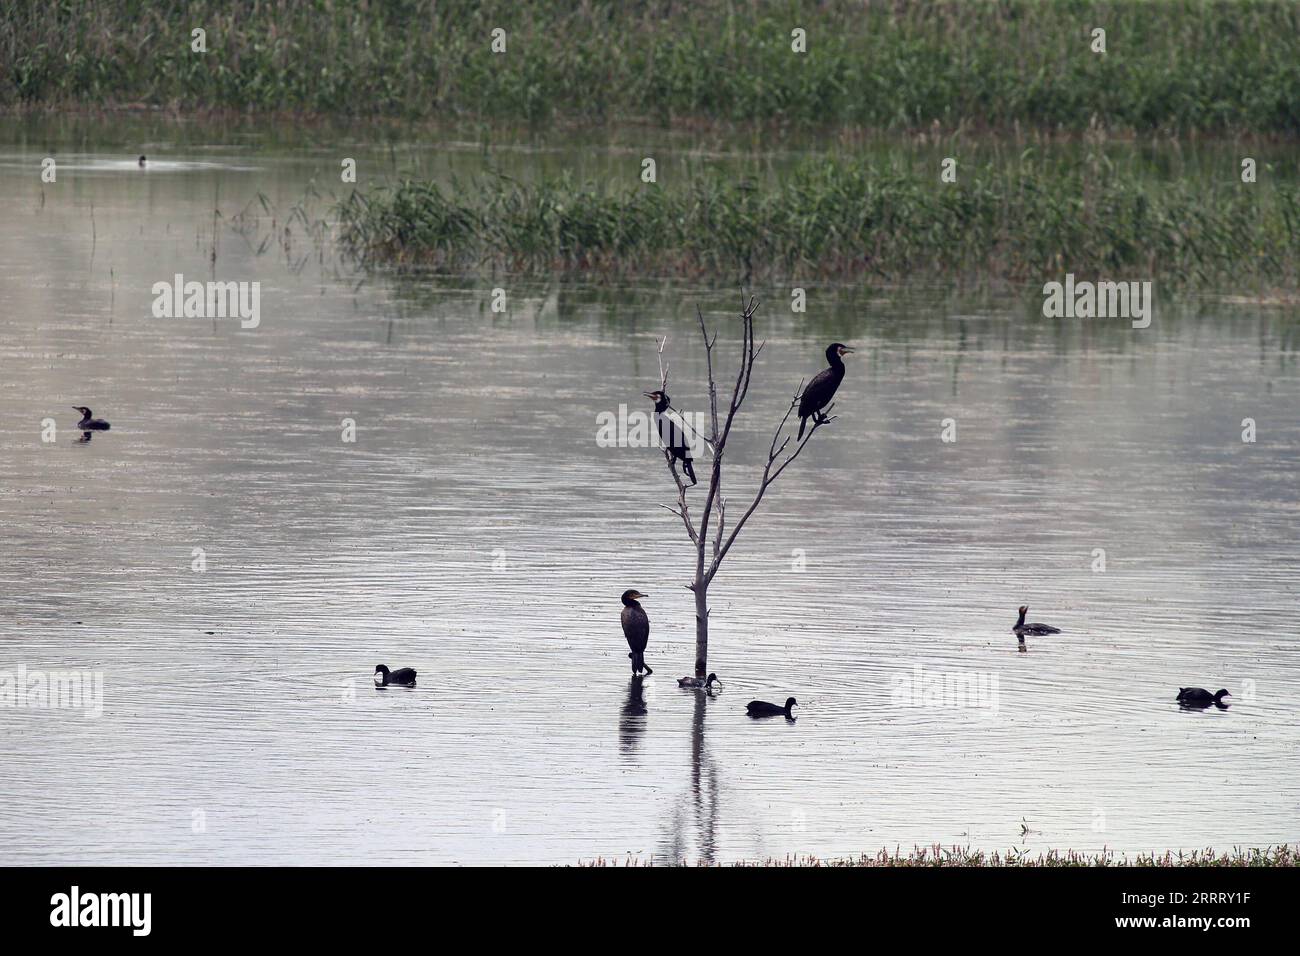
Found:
[334,157,1300,286]
[579,845,1300,866]
[4,0,1299,133]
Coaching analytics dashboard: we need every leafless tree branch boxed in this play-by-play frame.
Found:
[649,293,836,672]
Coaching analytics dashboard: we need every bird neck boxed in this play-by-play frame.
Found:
[653,399,670,414]
[1016,609,1026,625]
[826,350,844,369]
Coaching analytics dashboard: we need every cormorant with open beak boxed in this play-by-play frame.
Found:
[797,344,853,439]
[643,390,697,485]
[72,406,111,431]
[620,589,652,675]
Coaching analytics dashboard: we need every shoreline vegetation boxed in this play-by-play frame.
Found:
[335,160,1300,285]
[579,845,1300,867]
[4,1,1299,135]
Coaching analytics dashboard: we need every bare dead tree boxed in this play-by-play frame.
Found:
[653,295,837,677]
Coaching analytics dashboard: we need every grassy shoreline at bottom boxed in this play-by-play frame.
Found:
[578,845,1300,867]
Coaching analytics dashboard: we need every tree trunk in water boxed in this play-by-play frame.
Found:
[694,578,709,677]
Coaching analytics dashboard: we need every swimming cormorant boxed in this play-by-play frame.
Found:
[746,697,797,718]
[1176,687,1230,708]
[797,344,853,439]
[643,390,697,486]
[138,156,147,167]
[374,664,417,686]
[678,673,721,689]
[620,589,652,675]
[1013,606,1060,637]
[72,406,111,431]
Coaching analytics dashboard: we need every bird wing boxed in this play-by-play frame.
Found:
[798,366,840,418]
[621,605,649,652]
[655,408,696,454]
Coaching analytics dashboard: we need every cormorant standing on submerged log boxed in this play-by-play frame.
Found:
[620,589,652,675]
[643,390,697,485]
[797,344,853,439]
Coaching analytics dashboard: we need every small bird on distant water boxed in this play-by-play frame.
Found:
[797,344,853,439]
[746,697,797,719]
[1013,606,1060,638]
[374,664,416,686]
[643,390,697,486]
[678,673,721,689]
[73,406,111,431]
[621,589,652,675]
[138,155,147,167]
[1176,687,1230,708]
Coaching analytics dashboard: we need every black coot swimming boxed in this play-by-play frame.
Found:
[1176,687,1230,708]
[746,697,797,718]
[374,664,416,686]
[797,344,853,439]
[621,589,652,675]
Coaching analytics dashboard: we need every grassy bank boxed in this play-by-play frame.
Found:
[580,845,1300,866]
[334,157,1300,286]
[4,1,1299,133]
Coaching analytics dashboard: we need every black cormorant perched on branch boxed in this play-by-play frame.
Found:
[620,589,652,675]
[746,697,797,718]
[374,664,417,686]
[643,390,697,485]
[1176,687,1231,708]
[73,406,111,430]
[797,344,853,439]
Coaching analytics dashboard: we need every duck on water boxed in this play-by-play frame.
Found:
[374,664,416,687]
[746,697,797,719]
[73,406,111,431]
[1013,605,1059,647]
[678,673,721,689]
[1176,687,1231,709]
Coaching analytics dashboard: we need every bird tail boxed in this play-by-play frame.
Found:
[797,417,807,440]
[683,458,697,485]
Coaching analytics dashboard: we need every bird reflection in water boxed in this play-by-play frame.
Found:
[661,686,721,864]
[619,675,648,755]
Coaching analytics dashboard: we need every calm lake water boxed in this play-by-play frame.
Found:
[1,116,1298,865]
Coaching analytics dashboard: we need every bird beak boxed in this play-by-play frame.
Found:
[842,347,855,354]
[643,391,655,398]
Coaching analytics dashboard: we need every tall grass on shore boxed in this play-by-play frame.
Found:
[4,1,1299,133]
[579,844,1300,867]
[334,157,1300,286]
